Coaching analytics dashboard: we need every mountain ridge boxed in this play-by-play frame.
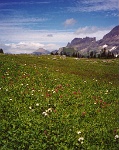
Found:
[58,25,119,57]
[32,48,50,55]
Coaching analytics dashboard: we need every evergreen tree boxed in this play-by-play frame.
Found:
[90,51,94,58]
[0,49,4,53]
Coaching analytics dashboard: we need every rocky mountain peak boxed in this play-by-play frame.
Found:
[68,37,96,48]
[32,48,50,55]
[103,25,119,40]
[58,25,119,57]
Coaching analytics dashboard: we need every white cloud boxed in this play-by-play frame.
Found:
[12,42,44,49]
[2,18,48,23]
[74,26,113,40]
[0,28,75,53]
[44,44,61,50]
[82,0,117,4]
[75,26,99,34]
[63,18,77,27]
[0,17,48,29]
[106,12,119,17]
[0,24,75,44]
[69,0,118,12]
[1,42,44,54]
[0,1,50,7]
[1,42,66,54]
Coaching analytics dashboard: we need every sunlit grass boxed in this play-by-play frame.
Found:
[0,54,119,149]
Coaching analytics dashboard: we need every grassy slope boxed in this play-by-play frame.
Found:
[0,54,119,149]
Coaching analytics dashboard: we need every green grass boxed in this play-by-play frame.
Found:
[61,47,75,56]
[0,54,119,150]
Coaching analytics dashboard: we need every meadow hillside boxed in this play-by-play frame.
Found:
[0,54,119,149]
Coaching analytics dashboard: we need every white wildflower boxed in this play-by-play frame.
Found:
[78,137,84,141]
[42,112,48,116]
[78,137,84,144]
[47,108,52,113]
[29,106,32,109]
[77,131,81,134]
[31,109,34,112]
[45,110,48,113]
[36,103,39,106]
[106,89,108,93]
[53,57,57,60]
[10,98,12,101]
[115,135,119,139]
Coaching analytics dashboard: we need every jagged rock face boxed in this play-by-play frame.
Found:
[62,25,119,55]
[103,26,119,40]
[97,26,119,47]
[70,37,96,46]
[67,37,96,50]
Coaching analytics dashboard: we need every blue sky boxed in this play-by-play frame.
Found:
[0,0,118,53]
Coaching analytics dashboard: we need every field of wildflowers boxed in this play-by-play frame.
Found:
[0,54,119,149]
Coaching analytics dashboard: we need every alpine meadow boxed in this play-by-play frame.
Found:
[0,54,119,149]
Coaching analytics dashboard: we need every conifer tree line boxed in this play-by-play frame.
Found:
[51,47,117,59]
